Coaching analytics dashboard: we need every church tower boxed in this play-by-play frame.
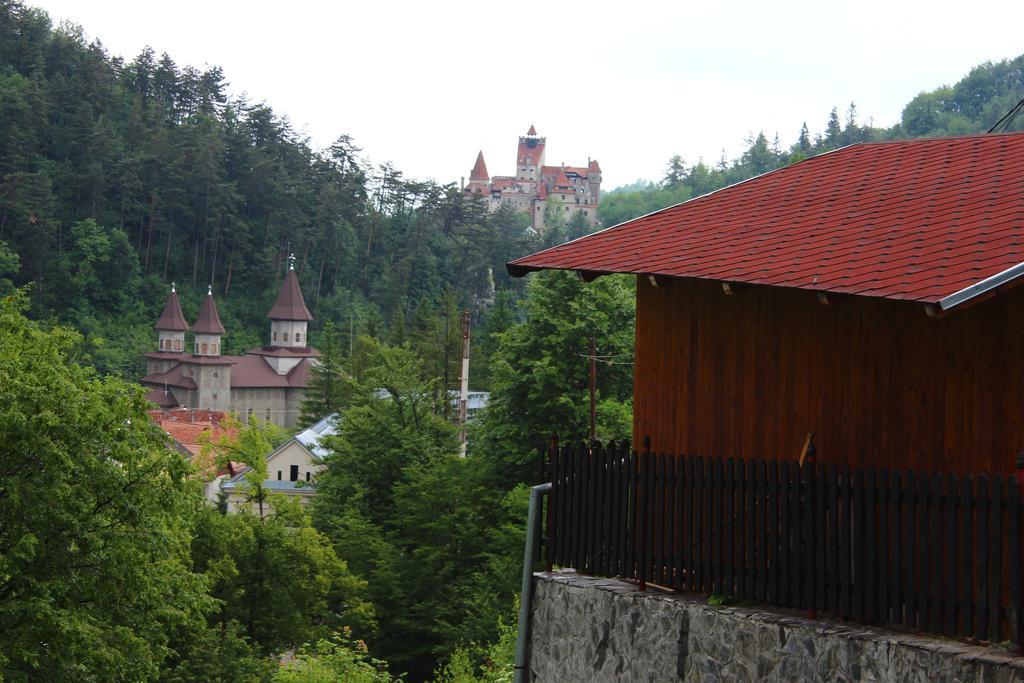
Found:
[466,151,490,194]
[192,285,225,357]
[155,282,188,353]
[265,255,314,375]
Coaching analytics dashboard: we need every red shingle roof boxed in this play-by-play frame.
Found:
[508,132,1024,310]
[228,355,313,388]
[470,151,489,181]
[141,364,198,390]
[588,159,602,173]
[527,124,537,136]
[268,269,313,321]
[192,292,225,334]
[155,288,189,331]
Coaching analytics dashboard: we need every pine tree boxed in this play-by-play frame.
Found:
[298,321,348,427]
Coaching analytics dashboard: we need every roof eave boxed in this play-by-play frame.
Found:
[937,261,1024,313]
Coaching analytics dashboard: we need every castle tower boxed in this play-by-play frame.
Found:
[587,159,603,204]
[268,255,313,351]
[192,285,225,357]
[466,151,490,194]
[516,124,545,182]
[155,282,188,353]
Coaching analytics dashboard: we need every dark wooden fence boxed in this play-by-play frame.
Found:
[547,439,1024,646]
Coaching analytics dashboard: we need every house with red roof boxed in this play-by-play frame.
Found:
[465,125,603,233]
[141,256,319,428]
[509,131,1024,474]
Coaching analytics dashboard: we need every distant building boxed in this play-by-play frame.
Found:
[221,413,336,515]
[141,257,318,428]
[465,125,602,232]
[147,408,241,504]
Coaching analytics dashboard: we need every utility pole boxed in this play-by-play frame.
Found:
[589,337,597,441]
[458,310,471,457]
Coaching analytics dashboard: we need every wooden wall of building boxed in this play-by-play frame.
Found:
[633,276,1024,474]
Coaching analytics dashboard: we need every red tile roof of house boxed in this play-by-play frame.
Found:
[192,291,225,334]
[508,132,1024,312]
[155,287,189,331]
[554,167,572,189]
[470,151,489,181]
[268,269,313,321]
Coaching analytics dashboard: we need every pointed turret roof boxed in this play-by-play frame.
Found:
[470,151,489,181]
[155,283,189,332]
[588,159,602,173]
[527,124,537,136]
[268,263,313,321]
[192,286,225,334]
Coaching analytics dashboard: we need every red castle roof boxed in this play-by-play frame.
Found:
[268,268,313,321]
[508,132,1024,313]
[588,159,602,173]
[192,290,225,334]
[155,287,189,332]
[470,151,489,181]
[527,124,537,136]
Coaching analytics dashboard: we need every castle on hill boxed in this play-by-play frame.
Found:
[141,257,318,428]
[464,125,602,232]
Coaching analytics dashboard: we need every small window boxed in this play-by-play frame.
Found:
[201,342,208,354]
[159,339,165,350]
[265,408,271,421]
[211,344,218,354]
[277,470,282,481]
[174,339,181,351]
[213,371,218,378]
[295,333,302,343]
[273,331,278,341]
[283,332,289,342]
[305,472,310,482]
[212,393,217,400]
[247,408,253,420]
[290,465,299,482]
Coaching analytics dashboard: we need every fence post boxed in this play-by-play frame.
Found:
[805,438,817,620]
[1015,453,1024,652]
[640,435,652,592]
[546,433,559,572]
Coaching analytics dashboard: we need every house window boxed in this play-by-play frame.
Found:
[295,333,302,343]
[290,465,299,482]
[174,339,181,351]
[201,343,208,354]
[283,332,289,342]
[159,339,165,350]
[273,331,278,341]
[211,343,218,354]
[247,407,253,419]
[212,393,218,400]
[305,472,311,482]
[213,371,218,378]
[277,470,282,480]
[265,408,271,421]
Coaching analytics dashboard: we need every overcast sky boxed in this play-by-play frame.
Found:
[32,0,1024,189]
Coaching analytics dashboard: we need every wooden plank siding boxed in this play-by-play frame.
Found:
[633,276,1024,474]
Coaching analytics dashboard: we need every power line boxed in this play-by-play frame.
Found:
[987,97,1024,134]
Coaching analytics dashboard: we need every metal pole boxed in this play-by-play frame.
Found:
[458,310,471,457]
[806,438,817,621]
[589,337,596,441]
[514,482,552,683]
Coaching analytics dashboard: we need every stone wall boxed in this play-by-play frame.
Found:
[528,570,1024,682]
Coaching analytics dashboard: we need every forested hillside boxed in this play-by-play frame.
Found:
[599,58,1024,227]
[0,0,535,381]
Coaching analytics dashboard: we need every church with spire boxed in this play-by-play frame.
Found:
[141,257,320,428]
[464,125,602,232]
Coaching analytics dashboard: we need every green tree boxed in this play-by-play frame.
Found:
[0,292,209,679]
[471,270,635,488]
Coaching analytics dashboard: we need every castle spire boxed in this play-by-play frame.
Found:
[470,151,489,182]
[527,124,537,136]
